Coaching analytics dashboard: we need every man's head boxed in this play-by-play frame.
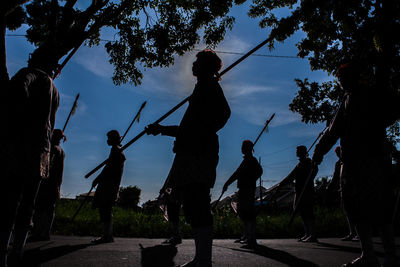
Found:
[107,130,121,146]
[241,140,254,155]
[192,49,222,79]
[335,62,361,92]
[28,46,60,76]
[52,129,65,145]
[334,146,341,158]
[296,145,308,159]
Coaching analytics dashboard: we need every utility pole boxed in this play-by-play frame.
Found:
[259,157,262,202]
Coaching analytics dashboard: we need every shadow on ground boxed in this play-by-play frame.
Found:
[217,244,318,267]
[22,242,92,267]
[315,241,385,257]
[140,243,178,267]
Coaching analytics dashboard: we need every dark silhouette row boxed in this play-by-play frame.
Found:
[1,51,399,267]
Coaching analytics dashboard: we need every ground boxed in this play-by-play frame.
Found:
[22,236,400,266]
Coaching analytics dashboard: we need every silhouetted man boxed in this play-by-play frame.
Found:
[277,145,317,242]
[222,140,263,249]
[146,49,231,267]
[312,63,397,267]
[327,146,358,241]
[92,130,126,244]
[0,48,60,266]
[30,129,66,241]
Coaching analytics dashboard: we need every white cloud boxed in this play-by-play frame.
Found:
[68,134,102,145]
[232,102,301,127]
[85,155,99,161]
[73,46,113,78]
[224,83,277,98]
[71,34,256,100]
[287,124,326,138]
[135,35,253,98]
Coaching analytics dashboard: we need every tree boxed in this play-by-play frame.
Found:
[117,185,141,210]
[248,0,400,142]
[2,0,246,86]
[0,1,28,84]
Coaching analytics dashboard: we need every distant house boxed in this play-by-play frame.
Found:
[262,182,295,209]
[212,183,295,211]
[213,185,268,210]
[75,191,96,200]
[142,199,160,212]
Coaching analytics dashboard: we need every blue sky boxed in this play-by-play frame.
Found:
[6,4,338,204]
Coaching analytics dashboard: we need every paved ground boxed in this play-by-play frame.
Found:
[22,236,399,267]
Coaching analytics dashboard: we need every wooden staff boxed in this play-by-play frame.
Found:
[72,102,147,219]
[70,184,95,222]
[211,189,226,212]
[84,37,272,179]
[307,126,328,153]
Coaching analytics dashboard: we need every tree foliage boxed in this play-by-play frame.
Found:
[248,0,400,140]
[2,0,246,85]
[117,185,141,210]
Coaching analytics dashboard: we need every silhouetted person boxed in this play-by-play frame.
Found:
[160,187,182,246]
[327,146,358,241]
[222,140,263,249]
[0,49,60,266]
[91,130,126,244]
[277,145,317,243]
[312,63,397,267]
[146,49,231,267]
[30,129,66,241]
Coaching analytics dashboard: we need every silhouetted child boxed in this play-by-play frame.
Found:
[222,140,263,249]
[92,130,126,244]
[277,145,317,243]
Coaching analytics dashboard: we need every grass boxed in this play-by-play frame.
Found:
[53,199,354,239]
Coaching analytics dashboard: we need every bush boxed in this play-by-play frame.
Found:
[54,199,364,238]
[117,186,141,210]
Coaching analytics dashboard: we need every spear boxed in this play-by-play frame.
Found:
[53,45,80,79]
[84,37,272,179]
[307,126,328,153]
[253,113,275,146]
[120,101,147,142]
[62,93,80,133]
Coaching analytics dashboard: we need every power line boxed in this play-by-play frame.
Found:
[259,135,316,158]
[210,50,305,59]
[6,34,307,60]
